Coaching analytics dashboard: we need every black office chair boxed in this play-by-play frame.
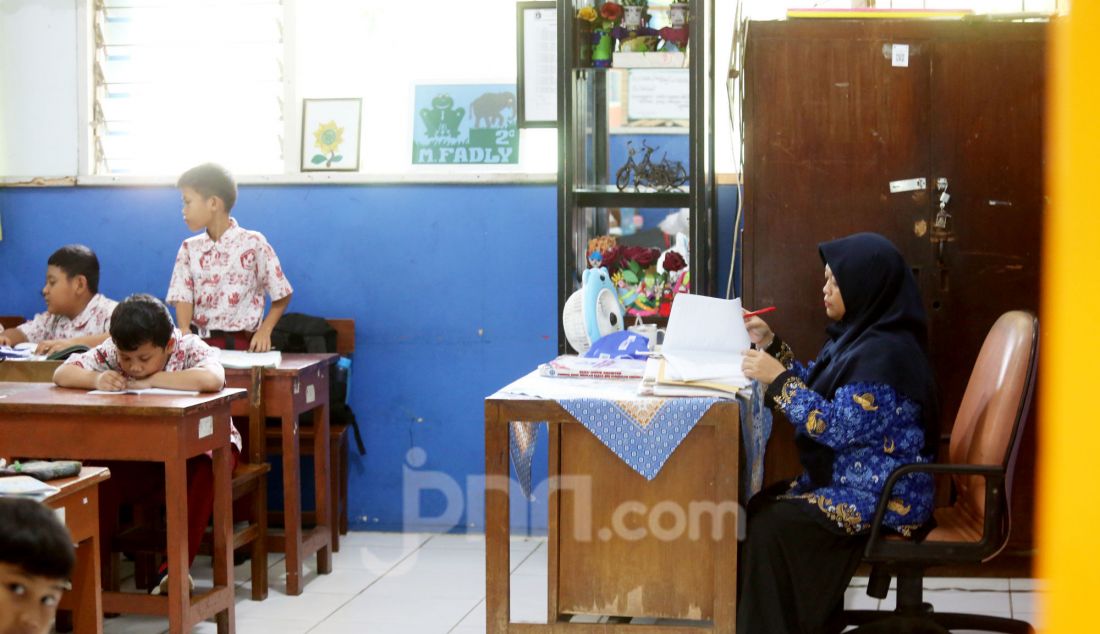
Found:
[844,311,1039,633]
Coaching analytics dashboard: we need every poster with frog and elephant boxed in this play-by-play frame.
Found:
[412,84,519,164]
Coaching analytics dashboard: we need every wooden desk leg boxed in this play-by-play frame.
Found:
[484,401,510,633]
[212,443,236,634]
[546,422,560,626]
[312,402,332,575]
[164,457,189,634]
[714,409,739,634]
[71,534,102,634]
[281,411,304,595]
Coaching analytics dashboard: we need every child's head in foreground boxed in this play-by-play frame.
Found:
[108,293,176,379]
[0,497,75,634]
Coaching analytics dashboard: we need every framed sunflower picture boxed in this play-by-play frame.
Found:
[301,98,362,171]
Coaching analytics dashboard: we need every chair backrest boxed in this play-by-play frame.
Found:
[947,310,1039,532]
[0,315,26,330]
[326,318,355,355]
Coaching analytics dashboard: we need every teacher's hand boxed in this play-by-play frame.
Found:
[742,311,774,348]
[742,349,786,385]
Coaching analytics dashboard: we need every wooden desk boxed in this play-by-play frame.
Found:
[224,353,335,596]
[0,382,246,634]
[45,466,110,634]
[0,358,59,382]
[485,391,740,633]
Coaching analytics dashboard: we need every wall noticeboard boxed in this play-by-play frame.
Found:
[627,69,690,121]
[517,1,557,127]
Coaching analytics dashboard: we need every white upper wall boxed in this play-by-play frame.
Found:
[0,0,79,178]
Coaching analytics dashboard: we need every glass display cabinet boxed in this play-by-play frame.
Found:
[557,0,716,352]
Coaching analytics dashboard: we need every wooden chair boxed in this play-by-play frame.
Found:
[0,315,26,330]
[843,311,1039,634]
[265,318,355,551]
[111,366,271,600]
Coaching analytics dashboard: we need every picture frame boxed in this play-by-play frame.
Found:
[300,98,362,171]
[516,1,557,127]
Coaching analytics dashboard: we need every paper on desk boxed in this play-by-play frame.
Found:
[0,475,60,501]
[660,294,751,381]
[88,387,200,396]
[500,369,650,401]
[217,350,282,369]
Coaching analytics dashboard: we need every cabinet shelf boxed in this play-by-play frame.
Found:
[574,186,690,209]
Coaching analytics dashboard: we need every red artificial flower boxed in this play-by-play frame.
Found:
[621,245,660,268]
[599,2,623,22]
[662,250,687,272]
[600,245,625,273]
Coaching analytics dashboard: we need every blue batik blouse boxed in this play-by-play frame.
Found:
[764,339,935,536]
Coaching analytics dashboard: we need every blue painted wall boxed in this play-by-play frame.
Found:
[0,182,738,533]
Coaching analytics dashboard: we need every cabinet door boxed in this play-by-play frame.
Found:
[743,21,934,362]
[927,23,1045,551]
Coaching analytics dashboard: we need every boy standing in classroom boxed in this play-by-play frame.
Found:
[54,293,239,594]
[0,244,116,355]
[167,163,293,351]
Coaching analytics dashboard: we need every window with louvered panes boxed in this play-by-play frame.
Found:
[92,0,284,176]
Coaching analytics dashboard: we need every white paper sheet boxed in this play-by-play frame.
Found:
[88,387,200,396]
[660,294,751,381]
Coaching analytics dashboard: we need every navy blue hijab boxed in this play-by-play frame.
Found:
[802,233,939,469]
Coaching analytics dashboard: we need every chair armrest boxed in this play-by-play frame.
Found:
[865,462,1006,557]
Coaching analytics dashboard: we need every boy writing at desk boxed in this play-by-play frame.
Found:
[0,244,116,356]
[167,162,293,352]
[54,293,240,594]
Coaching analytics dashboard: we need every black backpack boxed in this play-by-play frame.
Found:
[271,313,365,455]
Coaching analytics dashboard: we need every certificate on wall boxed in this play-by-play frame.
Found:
[517,1,557,127]
[627,69,690,121]
[412,84,519,165]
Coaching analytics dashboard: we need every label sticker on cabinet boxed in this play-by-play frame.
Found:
[892,44,910,67]
[889,177,926,193]
[199,416,213,438]
[306,385,316,404]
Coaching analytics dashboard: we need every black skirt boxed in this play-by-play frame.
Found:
[737,482,868,634]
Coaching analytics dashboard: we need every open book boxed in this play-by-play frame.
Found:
[88,387,200,396]
[641,294,751,396]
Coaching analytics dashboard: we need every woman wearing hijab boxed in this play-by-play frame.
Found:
[737,232,938,633]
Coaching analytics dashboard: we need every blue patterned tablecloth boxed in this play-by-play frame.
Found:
[508,383,773,499]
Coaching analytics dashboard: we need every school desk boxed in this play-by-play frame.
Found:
[223,353,336,596]
[44,466,110,634]
[0,382,245,634]
[484,386,740,633]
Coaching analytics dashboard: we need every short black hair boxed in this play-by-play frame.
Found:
[0,498,75,580]
[48,244,100,295]
[109,293,175,351]
[177,163,237,212]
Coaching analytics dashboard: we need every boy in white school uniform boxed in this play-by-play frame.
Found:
[0,244,116,355]
[54,293,240,595]
[167,163,293,352]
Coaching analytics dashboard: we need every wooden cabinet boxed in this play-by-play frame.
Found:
[741,18,1045,556]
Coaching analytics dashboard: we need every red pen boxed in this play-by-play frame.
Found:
[743,306,777,319]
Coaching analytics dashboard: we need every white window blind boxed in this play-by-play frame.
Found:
[92,0,284,175]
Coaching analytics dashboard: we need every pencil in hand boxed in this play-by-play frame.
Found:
[743,306,777,319]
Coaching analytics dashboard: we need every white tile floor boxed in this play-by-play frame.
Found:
[93,532,1043,634]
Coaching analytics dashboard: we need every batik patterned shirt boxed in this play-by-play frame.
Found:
[64,328,240,451]
[166,218,292,337]
[17,293,118,343]
[764,339,934,536]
